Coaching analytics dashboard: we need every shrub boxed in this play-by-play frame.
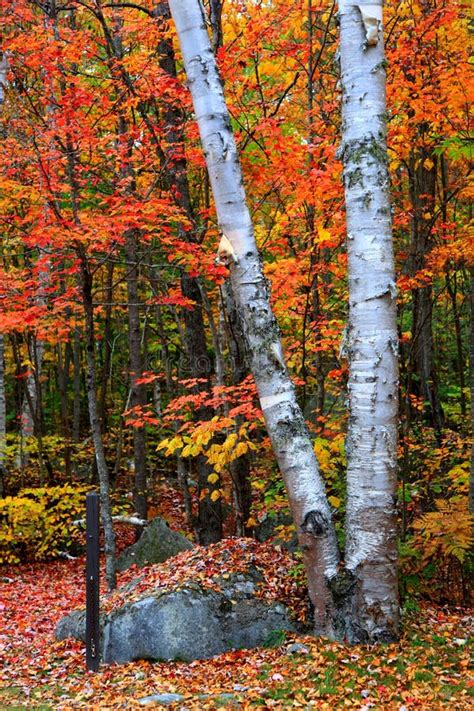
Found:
[0,484,90,564]
[0,496,46,564]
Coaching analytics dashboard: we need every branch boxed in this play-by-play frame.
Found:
[56,551,79,560]
[102,2,155,17]
[72,514,148,526]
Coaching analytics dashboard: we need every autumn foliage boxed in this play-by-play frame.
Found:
[0,0,472,668]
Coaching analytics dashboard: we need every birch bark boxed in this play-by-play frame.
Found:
[339,0,399,641]
[168,0,340,636]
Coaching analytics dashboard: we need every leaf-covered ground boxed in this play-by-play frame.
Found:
[1,540,472,710]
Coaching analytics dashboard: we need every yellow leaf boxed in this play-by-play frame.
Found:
[233,441,249,458]
[210,489,221,502]
[328,495,341,508]
[207,472,219,484]
[316,226,331,243]
[223,433,237,451]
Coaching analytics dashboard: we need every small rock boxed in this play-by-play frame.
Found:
[117,517,193,572]
[138,693,184,706]
[55,608,87,642]
[361,689,370,698]
[286,642,309,655]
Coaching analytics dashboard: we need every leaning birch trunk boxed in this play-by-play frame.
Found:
[339,0,399,641]
[168,0,340,636]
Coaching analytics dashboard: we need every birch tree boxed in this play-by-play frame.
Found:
[168,0,399,642]
[339,0,399,640]
[168,0,340,638]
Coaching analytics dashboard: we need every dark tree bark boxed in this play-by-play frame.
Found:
[98,261,115,428]
[180,272,222,543]
[57,341,72,480]
[96,8,149,523]
[72,327,82,443]
[209,0,223,49]
[124,229,148,523]
[155,2,223,543]
[79,251,117,590]
[221,282,252,536]
[407,145,444,433]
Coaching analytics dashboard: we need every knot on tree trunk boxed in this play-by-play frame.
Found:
[328,566,356,604]
[300,510,329,538]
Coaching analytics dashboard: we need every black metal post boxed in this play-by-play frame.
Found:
[86,492,100,671]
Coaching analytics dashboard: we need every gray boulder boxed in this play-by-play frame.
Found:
[56,571,296,663]
[116,517,194,572]
[55,608,87,642]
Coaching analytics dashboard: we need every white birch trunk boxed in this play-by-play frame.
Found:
[339,0,399,641]
[168,0,340,636]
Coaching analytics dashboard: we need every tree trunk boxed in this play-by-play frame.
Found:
[101,11,149,524]
[155,2,222,544]
[221,281,252,536]
[339,0,399,641]
[446,272,466,416]
[407,149,443,432]
[98,261,115,427]
[168,0,340,637]
[151,286,194,530]
[72,327,82,443]
[124,228,148,522]
[209,0,223,50]
[181,271,223,543]
[79,252,117,590]
[19,333,45,467]
[57,341,72,480]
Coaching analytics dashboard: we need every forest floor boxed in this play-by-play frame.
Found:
[0,539,472,710]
